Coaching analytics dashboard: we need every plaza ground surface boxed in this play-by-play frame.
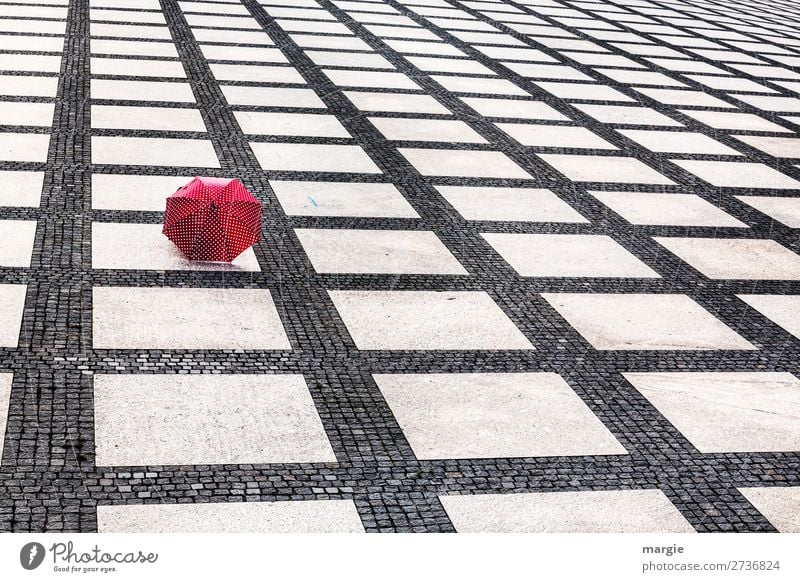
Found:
[0,0,799,533]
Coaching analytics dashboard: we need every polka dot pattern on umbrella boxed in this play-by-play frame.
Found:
[163,177,262,262]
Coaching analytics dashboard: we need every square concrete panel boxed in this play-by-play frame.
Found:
[689,75,775,93]
[574,104,682,126]
[184,14,261,29]
[635,88,734,108]
[435,186,587,223]
[735,196,800,228]
[535,82,634,102]
[222,86,325,108]
[94,374,334,465]
[0,133,51,163]
[178,0,249,15]
[91,105,207,132]
[91,137,220,168]
[90,39,177,58]
[276,20,350,34]
[735,95,800,113]
[269,5,338,17]
[0,54,61,73]
[439,490,694,533]
[506,62,593,81]
[91,0,158,9]
[97,500,364,533]
[679,110,791,132]
[482,233,659,278]
[91,23,171,40]
[323,69,419,89]
[91,8,165,24]
[538,154,674,184]
[408,56,495,75]
[476,46,555,62]
[200,45,287,63]
[270,6,338,19]
[92,223,260,271]
[0,285,26,348]
[93,287,291,349]
[296,228,466,274]
[738,487,800,533]
[673,161,800,189]
[192,28,273,45]
[591,191,746,227]
[250,143,381,173]
[566,53,645,68]
[0,35,64,53]
[738,295,800,339]
[343,91,449,114]
[599,68,685,87]
[306,50,395,69]
[365,25,439,40]
[398,149,530,178]
[733,135,800,158]
[91,174,189,211]
[369,117,486,143]
[386,39,465,56]
[654,237,800,280]
[91,79,196,103]
[291,33,372,50]
[91,58,187,78]
[271,181,419,218]
[0,171,43,207]
[211,64,306,84]
[460,97,568,120]
[498,124,617,149]
[625,372,800,453]
[0,75,59,98]
[732,66,800,82]
[328,290,534,350]
[619,130,741,155]
[432,75,529,96]
[0,102,54,127]
[0,220,36,268]
[374,373,626,459]
[234,112,349,137]
[541,293,754,350]
[0,374,10,460]
[0,15,65,32]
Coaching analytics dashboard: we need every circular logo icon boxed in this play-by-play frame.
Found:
[20,542,46,570]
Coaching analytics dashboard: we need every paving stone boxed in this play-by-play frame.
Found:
[542,293,755,350]
[374,372,626,459]
[92,287,290,349]
[92,223,260,271]
[440,490,695,532]
[625,372,800,453]
[482,233,660,278]
[94,374,335,465]
[329,290,534,350]
[0,285,26,348]
[296,228,467,274]
[97,500,364,532]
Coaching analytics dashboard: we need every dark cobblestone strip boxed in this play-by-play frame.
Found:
[1,0,95,532]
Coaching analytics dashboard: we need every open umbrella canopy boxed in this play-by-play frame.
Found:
[163,177,262,262]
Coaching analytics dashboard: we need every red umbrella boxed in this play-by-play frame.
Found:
[163,177,262,262]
